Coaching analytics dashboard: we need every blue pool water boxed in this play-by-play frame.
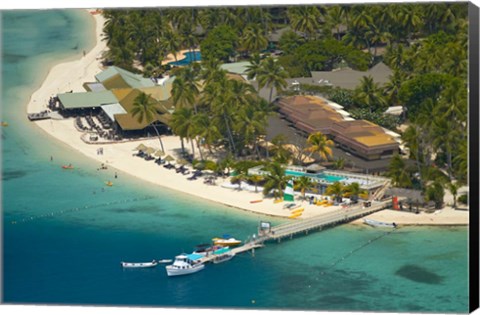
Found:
[168,51,201,66]
[285,170,345,183]
[1,9,469,313]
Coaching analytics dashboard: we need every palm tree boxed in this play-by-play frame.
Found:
[131,92,165,152]
[325,181,345,203]
[294,176,315,200]
[425,180,445,209]
[234,101,267,158]
[365,23,391,56]
[287,6,322,40]
[171,65,201,112]
[344,182,368,203]
[325,6,344,40]
[354,75,387,113]
[194,113,221,154]
[333,157,346,170]
[245,54,262,80]
[446,181,460,209]
[162,29,181,62]
[249,174,264,193]
[397,4,423,42]
[305,132,334,162]
[387,154,413,188]
[262,162,290,199]
[383,70,407,118]
[241,23,268,55]
[270,134,292,164]
[170,107,198,159]
[257,57,289,103]
[453,139,467,183]
[230,172,247,190]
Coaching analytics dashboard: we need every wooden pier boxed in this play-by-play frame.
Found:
[198,198,403,264]
[263,199,401,241]
[198,242,264,264]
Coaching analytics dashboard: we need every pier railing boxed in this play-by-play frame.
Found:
[261,199,400,242]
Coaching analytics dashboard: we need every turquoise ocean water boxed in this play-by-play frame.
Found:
[1,10,469,312]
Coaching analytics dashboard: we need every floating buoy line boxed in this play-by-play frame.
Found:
[318,228,400,276]
[10,196,155,225]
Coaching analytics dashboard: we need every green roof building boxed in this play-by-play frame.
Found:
[95,66,156,89]
[57,90,118,110]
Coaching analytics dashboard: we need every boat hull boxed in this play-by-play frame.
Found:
[166,263,205,276]
[363,219,396,228]
[213,253,235,264]
[121,261,157,268]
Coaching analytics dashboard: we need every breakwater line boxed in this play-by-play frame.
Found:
[9,196,155,225]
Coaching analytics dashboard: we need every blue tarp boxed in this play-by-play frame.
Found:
[186,253,204,261]
[214,248,231,255]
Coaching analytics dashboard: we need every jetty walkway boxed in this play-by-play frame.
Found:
[265,199,401,241]
[198,198,402,264]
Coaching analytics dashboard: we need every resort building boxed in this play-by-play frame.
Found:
[276,95,400,161]
[310,62,392,90]
[55,66,175,141]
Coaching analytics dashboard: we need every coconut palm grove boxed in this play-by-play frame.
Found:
[102,3,468,208]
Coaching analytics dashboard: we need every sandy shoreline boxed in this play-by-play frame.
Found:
[26,11,469,226]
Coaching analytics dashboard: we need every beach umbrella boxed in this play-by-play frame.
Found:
[145,147,156,155]
[154,150,165,157]
[177,159,188,166]
[134,143,148,151]
[164,155,175,163]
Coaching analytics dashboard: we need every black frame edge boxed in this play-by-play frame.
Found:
[469,1,480,313]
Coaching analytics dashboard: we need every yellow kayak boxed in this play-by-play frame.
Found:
[291,207,304,213]
[289,212,303,219]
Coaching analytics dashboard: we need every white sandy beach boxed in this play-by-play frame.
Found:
[27,11,469,225]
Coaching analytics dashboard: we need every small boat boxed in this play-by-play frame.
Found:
[158,259,173,264]
[27,111,50,121]
[192,244,226,256]
[289,211,303,219]
[283,203,297,209]
[106,181,113,187]
[363,219,397,228]
[250,200,263,204]
[213,248,235,264]
[62,165,74,169]
[1,121,8,127]
[212,237,242,247]
[121,260,158,268]
[291,207,304,213]
[165,254,205,277]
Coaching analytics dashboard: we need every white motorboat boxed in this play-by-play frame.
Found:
[121,260,158,268]
[166,254,205,277]
[363,218,397,228]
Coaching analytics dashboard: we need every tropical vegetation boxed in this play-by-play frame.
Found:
[102,3,469,208]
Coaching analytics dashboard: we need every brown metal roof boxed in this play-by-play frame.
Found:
[113,89,171,131]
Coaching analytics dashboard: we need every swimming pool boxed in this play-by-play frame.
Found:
[168,51,201,66]
[285,170,346,183]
